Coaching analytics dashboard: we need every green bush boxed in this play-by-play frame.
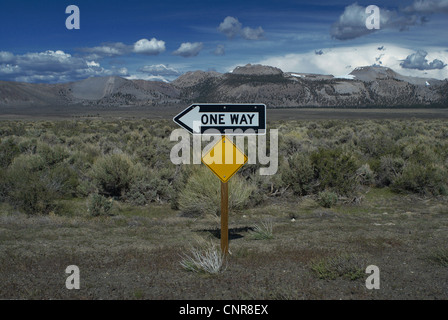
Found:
[0,168,7,201]
[43,164,79,197]
[281,153,314,195]
[37,144,69,167]
[356,163,374,185]
[91,153,135,198]
[311,148,359,195]
[123,166,175,205]
[392,162,448,196]
[5,154,55,214]
[87,193,114,216]
[317,191,338,208]
[375,156,405,187]
[0,137,20,168]
[178,166,255,216]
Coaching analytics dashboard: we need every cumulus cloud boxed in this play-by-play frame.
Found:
[218,16,242,39]
[253,44,448,80]
[138,64,181,77]
[400,50,446,70]
[0,50,127,83]
[218,16,265,40]
[133,38,166,55]
[241,26,265,40]
[0,51,15,63]
[173,42,203,57]
[331,3,420,40]
[213,44,225,56]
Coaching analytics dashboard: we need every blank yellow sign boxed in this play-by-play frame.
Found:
[202,136,248,183]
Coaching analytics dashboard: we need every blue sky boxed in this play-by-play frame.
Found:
[0,0,447,82]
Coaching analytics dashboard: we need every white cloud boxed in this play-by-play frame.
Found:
[218,16,242,39]
[241,26,265,40]
[218,16,265,40]
[253,44,448,80]
[133,38,166,55]
[400,50,446,70]
[0,51,15,63]
[173,42,203,57]
[0,50,127,83]
[331,3,420,40]
[87,61,100,67]
[138,64,181,76]
[80,42,131,58]
[125,74,170,83]
[0,64,20,74]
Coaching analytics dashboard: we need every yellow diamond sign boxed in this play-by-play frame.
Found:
[202,136,248,183]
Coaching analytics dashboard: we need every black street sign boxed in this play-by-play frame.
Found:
[173,103,266,135]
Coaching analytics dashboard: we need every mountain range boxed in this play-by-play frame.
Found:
[0,64,447,108]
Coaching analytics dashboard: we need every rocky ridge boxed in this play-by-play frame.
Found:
[0,64,446,108]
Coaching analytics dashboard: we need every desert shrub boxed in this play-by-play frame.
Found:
[91,153,135,198]
[178,167,255,216]
[249,170,285,202]
[311,148,359,195]
[356,163,374,185]
[17,138,38,154]
[317,191,338,208]
[356,125,399,158]
[5,154,55,214]
[43,164,79,197]
[87,193,114,216]
[0,137,20,168]
[76,179,96,197]
[392,162,448,196]
[375,156,405,187]
[132,136,173,168]
[169,165,198,210]
[281,153,314,195]
[0,168,7,201]
[37,144,69,167]
[123,165,175,205]
[77,143,101,162]
[279,129,311,155]
[68,150,95,171]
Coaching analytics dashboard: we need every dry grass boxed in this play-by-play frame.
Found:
[250,219,274,240]
[180,241,226,274]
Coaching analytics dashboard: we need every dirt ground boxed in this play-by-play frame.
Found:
[0,187,447,300]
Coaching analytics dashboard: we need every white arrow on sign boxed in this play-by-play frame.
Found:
[173,103,266,135]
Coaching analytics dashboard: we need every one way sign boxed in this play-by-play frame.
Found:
[173,103,266,135]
